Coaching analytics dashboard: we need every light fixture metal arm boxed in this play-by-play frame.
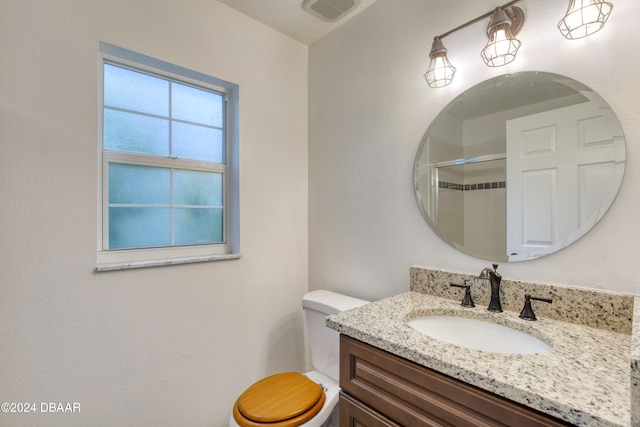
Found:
[437,0,523,40]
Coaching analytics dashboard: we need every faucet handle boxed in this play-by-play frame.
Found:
[492,263,501,277]
[450,281,475,308]
[519,294,552,321]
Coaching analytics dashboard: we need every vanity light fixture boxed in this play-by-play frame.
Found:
[480,7,523,67]
[424,37,457,88]
[424,0,614,88]
[558,0,613,40]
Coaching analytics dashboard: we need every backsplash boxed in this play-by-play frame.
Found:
[410,266,634,334]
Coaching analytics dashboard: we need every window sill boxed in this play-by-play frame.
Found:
[96,253,241,272]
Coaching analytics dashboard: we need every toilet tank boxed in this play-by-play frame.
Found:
[302,290,369,381]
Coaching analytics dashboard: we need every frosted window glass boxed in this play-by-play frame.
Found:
[109,208,171,249]
[174,208,223,245]
[103,109,169,156]
[100,45,236,256]
[104,64,169,117]
[174,170,222,206]
[172,83,223,127]
[172,122,223,163]
[109,164,170,205]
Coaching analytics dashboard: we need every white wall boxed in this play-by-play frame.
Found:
[0,1,308,426]
[309,0,640,300]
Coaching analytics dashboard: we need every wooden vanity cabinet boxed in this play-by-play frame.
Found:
[339,335,572,427]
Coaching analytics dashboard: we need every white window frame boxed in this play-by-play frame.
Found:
[96,42,240,271]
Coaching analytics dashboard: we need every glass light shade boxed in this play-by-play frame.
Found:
[558,0,613,40]
[424,38,456,88]
[481,25,521,67]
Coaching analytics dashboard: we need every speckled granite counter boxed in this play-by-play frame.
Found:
[631,297,640,426]
[328,268,636,426]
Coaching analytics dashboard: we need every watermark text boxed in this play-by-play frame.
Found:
[1,402,81,413]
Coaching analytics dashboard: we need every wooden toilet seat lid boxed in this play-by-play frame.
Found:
[234,372,325,426]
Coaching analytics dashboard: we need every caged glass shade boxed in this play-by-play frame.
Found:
[558,0,613,40]
[424,38,456,88]
[481,9,521,67]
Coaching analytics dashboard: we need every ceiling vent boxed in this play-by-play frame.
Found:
[302,0,360,22]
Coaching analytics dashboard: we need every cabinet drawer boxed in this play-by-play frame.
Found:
[340,335,571,427]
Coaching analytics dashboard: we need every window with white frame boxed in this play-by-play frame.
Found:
[97,42,239,270]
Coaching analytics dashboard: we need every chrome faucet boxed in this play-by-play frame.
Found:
[478,264,502,312]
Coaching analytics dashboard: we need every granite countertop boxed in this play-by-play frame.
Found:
[327,291,632,427]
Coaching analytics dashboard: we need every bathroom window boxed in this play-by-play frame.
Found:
[97,42,239,270]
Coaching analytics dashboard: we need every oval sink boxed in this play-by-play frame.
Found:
[406,315,551,354]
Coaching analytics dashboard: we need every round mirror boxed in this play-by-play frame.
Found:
[414,72,625,262]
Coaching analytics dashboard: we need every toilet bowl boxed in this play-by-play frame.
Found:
[229,290,369,427]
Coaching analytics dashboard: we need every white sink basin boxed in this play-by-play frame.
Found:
[406,315,551,354]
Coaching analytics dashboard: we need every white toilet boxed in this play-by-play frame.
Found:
[229,290,369,427]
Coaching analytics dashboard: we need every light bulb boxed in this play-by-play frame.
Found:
[424,38,456,88]
[480,9,522,68]
[558,0,613,40]
[481,26,521,67]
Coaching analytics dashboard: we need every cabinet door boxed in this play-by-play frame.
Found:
[340,391,401,427]
[340,335,572,427]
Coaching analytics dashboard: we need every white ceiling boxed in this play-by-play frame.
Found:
[217,0,379,45]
